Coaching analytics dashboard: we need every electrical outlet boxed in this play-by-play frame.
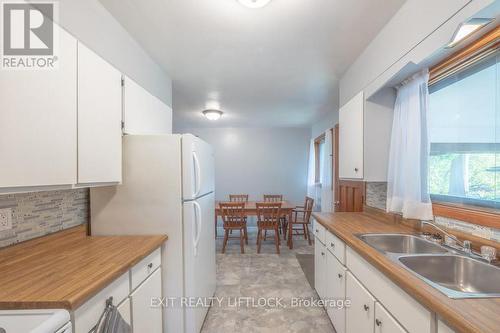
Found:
[0,208,12,231]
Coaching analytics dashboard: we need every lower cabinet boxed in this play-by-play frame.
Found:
[314,238,327,300]
[326,251,346,333]
[130,268,163,333]
[374,302,406,333]
[73,248,163,332]
[346,271,375,333]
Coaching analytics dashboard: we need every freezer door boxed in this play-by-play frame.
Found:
[183,193,216,333]
[182,134,215,200]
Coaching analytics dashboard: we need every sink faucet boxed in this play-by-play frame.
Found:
[420,219,466,248]
[421,219,498,264]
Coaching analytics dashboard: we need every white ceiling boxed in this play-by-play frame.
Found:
[99,0,406,128]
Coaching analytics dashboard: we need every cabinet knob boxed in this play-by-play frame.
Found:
[330,242,335,248]
[338,273,343,279]
[321,252,325,256]
[147,263,153,270]
[316,229,319,233]
[363,304,369,311]
[354,168,359,172]
[376,319,382,326]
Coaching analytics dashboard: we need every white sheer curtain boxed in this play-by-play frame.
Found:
[321,130,333,212]
[306,139,316,199]
[386,70,434,220]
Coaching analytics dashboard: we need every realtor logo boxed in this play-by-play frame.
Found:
[1,1,58,70]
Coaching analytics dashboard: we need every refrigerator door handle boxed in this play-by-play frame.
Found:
[192,151,202,198]
[192,201,202,257]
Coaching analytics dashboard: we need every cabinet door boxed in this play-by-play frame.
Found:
[339,91,364,179]
[314,241,327,299]
[438,320,455,333]
[374,302,406,333]
[0,27,77,188]
[77,42,122,184]
[326,251,346,333]
[130,268,163,333]
[346,271,375,333]
[117,298,131,326]
[123,76,172,134]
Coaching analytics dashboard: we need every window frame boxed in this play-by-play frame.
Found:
[314,133,325,184]
[428,25,500,228]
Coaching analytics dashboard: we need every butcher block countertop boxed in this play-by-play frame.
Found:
[312,211,500,333]
[0,225,167,311]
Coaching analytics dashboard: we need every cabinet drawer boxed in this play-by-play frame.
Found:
[74,272,129,333]
[131,268,163,333]
[346,247,431,333]
[131,248,161,291]
[326,231,345,264]
[312,220,326,245]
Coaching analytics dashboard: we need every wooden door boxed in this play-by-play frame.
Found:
[346,271,375,333]
[338,180,365,212]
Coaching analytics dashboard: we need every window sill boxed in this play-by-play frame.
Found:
[432,202,500,229]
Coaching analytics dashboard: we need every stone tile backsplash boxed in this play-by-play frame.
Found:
[365,182,500,243]
[0,189,88,248]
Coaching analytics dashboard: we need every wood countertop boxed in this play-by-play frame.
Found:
[0,225,167,311]
[312,212,500,333]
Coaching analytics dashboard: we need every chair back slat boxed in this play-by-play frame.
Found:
[304,196,314,223]
[256,202,282,229]
[263,194,283,202]
[219,202,246,228]
[229,194,249,202]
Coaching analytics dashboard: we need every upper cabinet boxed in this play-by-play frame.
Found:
[0,27,78,189]
[77,42,122,185]
[339,91,364,179]
[123,76,172,135]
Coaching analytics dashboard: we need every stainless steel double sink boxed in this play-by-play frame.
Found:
[357,233,500,299]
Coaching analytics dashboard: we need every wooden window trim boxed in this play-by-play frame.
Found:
[314,133,325,183]
[429,25,500,229]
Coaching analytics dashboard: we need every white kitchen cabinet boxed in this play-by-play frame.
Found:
[0,27,77,189]
[339,91,364,179]
[314,240,327,300]
[117,298,131,326]
[346,271,375,333]
[77,42,122,185]
[326,250,347,333]
[374,302,406,333]
[123,76,172,134]
[130,268,163,333]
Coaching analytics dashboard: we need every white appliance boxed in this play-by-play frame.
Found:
[90,134,216,333]
[0,309,71,333]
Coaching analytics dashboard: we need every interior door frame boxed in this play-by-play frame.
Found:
[333,125,339,212]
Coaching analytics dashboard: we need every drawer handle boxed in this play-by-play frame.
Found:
[376,319,382,326]
[337,273,343,279]
[330,242,335,248]
[363,304,369,311]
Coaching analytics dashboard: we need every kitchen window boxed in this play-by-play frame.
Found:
[428,47,499,210]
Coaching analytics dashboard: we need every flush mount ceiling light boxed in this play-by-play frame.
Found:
[202,109,223,121]
[237,0,272,9]
[446,18,494,48]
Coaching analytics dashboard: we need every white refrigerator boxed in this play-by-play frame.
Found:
[90,134,216,333]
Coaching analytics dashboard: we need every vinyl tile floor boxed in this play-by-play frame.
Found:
[201,228,335,333]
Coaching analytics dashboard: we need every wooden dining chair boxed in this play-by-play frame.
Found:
[263,194,283,202]
[229,194,249,202]
[256,202,282,254]
[263,195,285,239]
[287,196,314,249]
[219,202,248,254]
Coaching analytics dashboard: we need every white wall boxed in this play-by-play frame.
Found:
[57,0,172,105]
[177,127,310,206]
[311,111,339,139]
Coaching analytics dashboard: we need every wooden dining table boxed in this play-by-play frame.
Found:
[214,201,296,244]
